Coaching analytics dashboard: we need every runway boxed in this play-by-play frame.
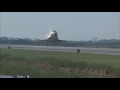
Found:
[0,44,120,55]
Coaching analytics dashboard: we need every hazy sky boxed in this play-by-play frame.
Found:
[0,12,120,41]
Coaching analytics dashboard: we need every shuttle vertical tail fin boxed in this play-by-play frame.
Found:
[50,27,52,33]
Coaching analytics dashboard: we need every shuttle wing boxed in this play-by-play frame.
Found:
[39,39,66,42]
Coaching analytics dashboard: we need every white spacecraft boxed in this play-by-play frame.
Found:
[40,28,66,42]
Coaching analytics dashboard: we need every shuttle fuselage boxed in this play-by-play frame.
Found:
[40,28,66,42]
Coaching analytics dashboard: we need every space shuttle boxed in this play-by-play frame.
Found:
[40,28,66,42]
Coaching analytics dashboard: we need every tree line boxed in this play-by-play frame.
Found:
[0,37,120,48]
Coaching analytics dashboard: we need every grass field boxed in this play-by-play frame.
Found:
[0,48,120,78]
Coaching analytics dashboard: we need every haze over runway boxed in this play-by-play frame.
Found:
[0,12,120,41]
[0,44,120,55]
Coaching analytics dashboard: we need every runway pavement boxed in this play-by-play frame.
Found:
[0,44,120,55]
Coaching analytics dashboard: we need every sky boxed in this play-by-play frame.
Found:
[0,12,120,41]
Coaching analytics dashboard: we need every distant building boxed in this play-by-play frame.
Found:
[91,37,98,42]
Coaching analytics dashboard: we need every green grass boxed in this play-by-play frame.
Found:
[0,48,120,78]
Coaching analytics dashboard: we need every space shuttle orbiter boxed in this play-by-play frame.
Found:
[40,28,66,42]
